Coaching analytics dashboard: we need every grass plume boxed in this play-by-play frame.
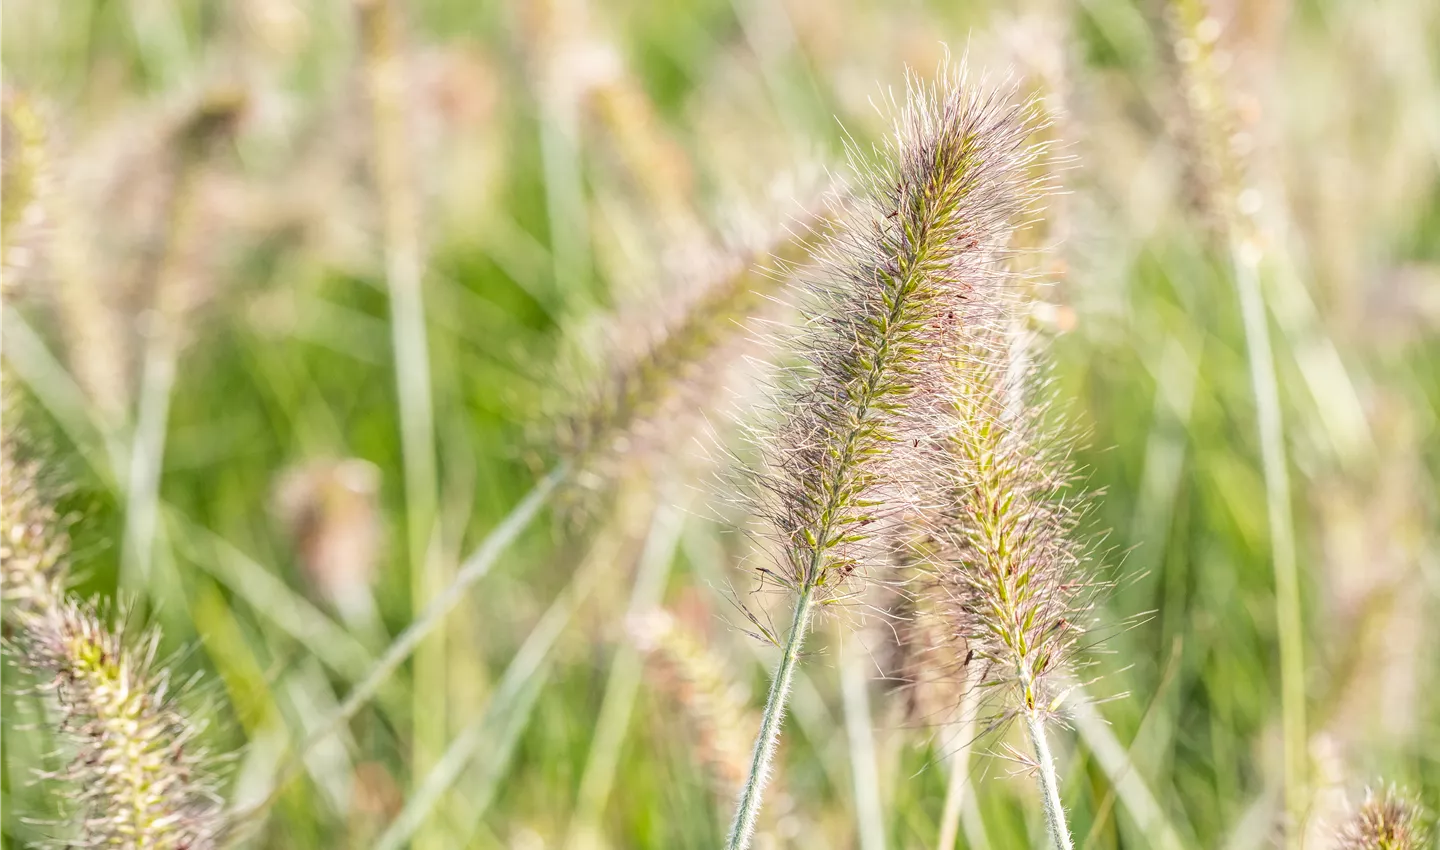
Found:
[3,435,225,848]
[726,65,1043,849]
[559,222,824,483]
[925,320,1095,850]
[1333,787,1430,850]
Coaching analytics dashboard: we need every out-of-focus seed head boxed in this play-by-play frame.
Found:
[554,229,815,490]
[1,87,49,281]
[1,436,70,609]
[631,608,753,797]
[1334,787,1430,850]
[272,457,383,618]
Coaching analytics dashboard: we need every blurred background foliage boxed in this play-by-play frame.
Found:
[1,0,1438,847]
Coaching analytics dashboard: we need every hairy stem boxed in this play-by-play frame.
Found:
[1025,709,1074,850]
[728,582,816,850]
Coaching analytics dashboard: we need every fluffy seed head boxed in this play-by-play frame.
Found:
[12,599,225,849]
[1334,787,1430,850]
[743,66,1045,604]
[631,609,754,797]
[927,323,1096,719]
[1,438,70,609]
[2,433,225,848]
[556,228,818,484]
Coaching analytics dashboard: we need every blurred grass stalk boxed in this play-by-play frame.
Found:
[565,497,686,847]
[354,3,445,845]
[1069,687,1190,850]
[120,90,243,606]
[1169,0,1307,836]
[375,494,675,849]
[934,664,984,850]
[840,628,886,850]
[227,464,565,827]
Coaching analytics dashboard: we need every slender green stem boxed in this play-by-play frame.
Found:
[565,501,685,847]
[373,525,613,850]
[1232,246,1306,839]
[727,582,816,850]
[355,5,444,840]
[1024,710,1074,850]
[221,467,563,836]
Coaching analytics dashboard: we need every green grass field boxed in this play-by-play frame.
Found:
[2,0,1437,847]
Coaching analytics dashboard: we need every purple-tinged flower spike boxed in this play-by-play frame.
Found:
[1334,787,1430,850]
[725,65,1046,850]
[926,317,1098,850]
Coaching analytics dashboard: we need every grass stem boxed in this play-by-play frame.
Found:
[354,2,445,841]
[1232,247,1307,839]
[224,466,564,833]
[727,582,816,850]
[1025,709,1074,850]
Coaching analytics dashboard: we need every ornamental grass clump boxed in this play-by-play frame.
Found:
[725,67,1043,850]
[2,437,225,848]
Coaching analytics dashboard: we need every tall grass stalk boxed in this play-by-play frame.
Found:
[727,68,1043,849]
[1168,1,1307,832]
[354,3,445,840]
[729,582,816,849]
[374,498,668,850]
[928,316,1092,849]
[566,500,686,847]
[119,90,242,600]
